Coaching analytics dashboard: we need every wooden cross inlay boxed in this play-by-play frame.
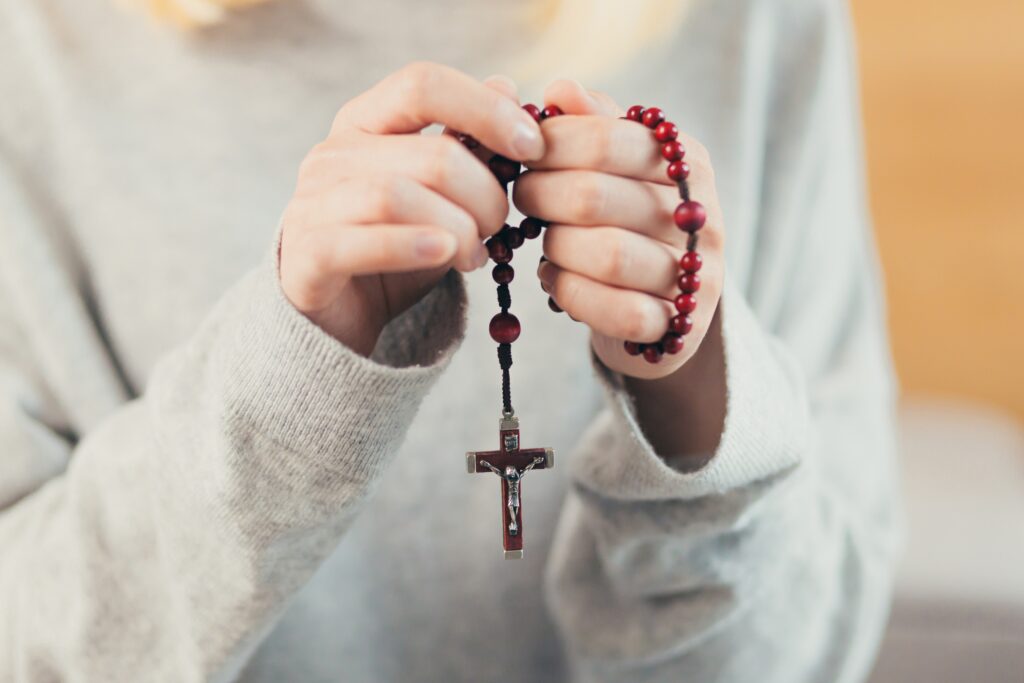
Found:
[466,414,554,559]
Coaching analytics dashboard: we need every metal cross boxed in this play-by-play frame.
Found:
[466,413,554,559]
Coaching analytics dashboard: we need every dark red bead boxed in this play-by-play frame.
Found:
[520,217,544,239]
[489,312,521,344]
[662,333,685,354]
[625,105,645,122]
[492,263,514,284]
[680,251,702,272]
[678,273,701,293]
[641,107,665,129]
[547,296,562,313]
[642,345,663,363]
[661,141,685,162]
[489,156,521,184]
[674,293,698,314]
[669,314,693,335]
[623,341,643,356]
[503,226,525,249]
[486,237,512,264]
[654,121,678,143]
[673,200,706,232]
[522,103,542,122]
[541,105,564,119]
[667,160,690,182]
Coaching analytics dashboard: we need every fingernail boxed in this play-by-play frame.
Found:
[473,243,490,269]
[511,119,544,161]
[414,232,455,261]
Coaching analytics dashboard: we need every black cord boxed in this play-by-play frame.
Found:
[497,343,513,414]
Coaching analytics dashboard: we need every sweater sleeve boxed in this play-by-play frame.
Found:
[0,164,469,680]
[544,3,904,682]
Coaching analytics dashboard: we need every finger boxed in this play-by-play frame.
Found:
[525,115,706,184]
[443,75,522,165]
[283,224,458,308]
[334,61,544,161]
[297,133,510,240]
[537,261,673,343]
[542,224,680,298]
[513,169,681,243]
[286,175,487,272]
[542,78,609,116]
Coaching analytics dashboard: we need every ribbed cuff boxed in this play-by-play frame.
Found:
[211,249,467,477]
[572,275,809,501]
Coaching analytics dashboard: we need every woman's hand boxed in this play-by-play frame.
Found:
[513,80,725,380]
[279,62,544,355]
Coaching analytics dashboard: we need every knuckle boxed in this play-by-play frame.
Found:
[586,121,615,168]
[428,135,464,186]
[365,176,403,220]
[572,175,607,222]
[603,233,632,282]
[398,60,441,101]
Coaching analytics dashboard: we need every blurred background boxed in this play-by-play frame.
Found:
[851,0,1024,680]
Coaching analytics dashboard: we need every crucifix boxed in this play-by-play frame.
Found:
[466,412,554,559]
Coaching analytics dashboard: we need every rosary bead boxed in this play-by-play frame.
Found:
[489,312,522,344]
[456,132,479,149]
[667,160,690,181]
[678,272,701,293]
[674,293,698,314]
[654,121,679,142]
[642,344,663,363]
[641,107,665,129]
[520,217,544,239]
[486,236,512,264]
[522,103,542,122]
[661,140,685,162]
[673,200,707,233]
[669,314,693,335]
[547,296,562,313]
[625,105,645,122]
[492,263,514,284]
[662,333,685,355]
[503,226,525,249]
[623,340,643,356]
[679,251,703,272]
[541,105,564,119]
[489,155,521,185]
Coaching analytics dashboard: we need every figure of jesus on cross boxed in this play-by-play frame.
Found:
[466,412,554,559]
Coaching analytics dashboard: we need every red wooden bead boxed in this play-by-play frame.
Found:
[520,217,544,239]
[661,141,685,162]
[667,160,690,181]
[503,226,525,249]
[486,237,512,264]
[492,263,514,284]
[623,341,643,356]
[654,121,679,143]
[489,312,521,344]
[642,345,663,363]
[541,105,564,119]
[662,333,685,354]
[674,200,707,232]
[641,107,665,129]
[522,103,542,122]
[625,105,645,122]
[669,314,693,335]
[489,156,521,184]
[674,293,698,314]
[679,251,702,272]
[678,273,701,293]
[547,296,562,313]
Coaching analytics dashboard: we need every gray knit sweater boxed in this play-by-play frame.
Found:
[0,0,902,681]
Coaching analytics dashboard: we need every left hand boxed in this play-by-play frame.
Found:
[512,80,725,379]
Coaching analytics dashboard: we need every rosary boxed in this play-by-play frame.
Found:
[459,103,706,559]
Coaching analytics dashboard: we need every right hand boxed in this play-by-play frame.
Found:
[279,62,545,356]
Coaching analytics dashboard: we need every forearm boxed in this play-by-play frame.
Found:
[623,304,726,471]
